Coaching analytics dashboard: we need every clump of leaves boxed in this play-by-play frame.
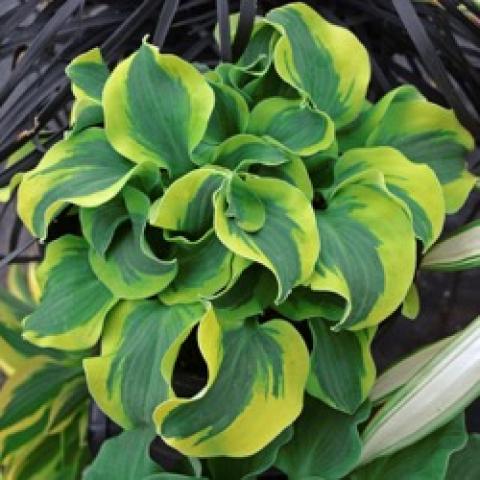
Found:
[6,2,479,478]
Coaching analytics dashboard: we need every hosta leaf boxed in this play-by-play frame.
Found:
[103,41,214,178]
[22,235,117,350]
[337,85,422,151]
[150,168,226,241]
[365,91,475,213]
[352,415,467,480]
[422,220,480,271]
[214,174,319,303]
[154,309,309,457]
[194,81,249,165]
[84,427,161,480]
[0,357,81,458]
[66,47,109,104]
[446,433,480,479]
[159,231,248,305]
[211,265,276,323]
[84,300,205,429]
[266,3,370,127]
[17,127,154,239]
[213,134,292,171]
[247,97,334,156]
[88,187,177,299]
[401,283,420,320]
[370,336,454,405]
[276,396,370,480]
[337,147,445,249]
[6,263,38,307]
[307,319,376,413]
[208,427,293,480]
[314,171,416,330]
[70,98,104,134]
[360,317,480,464]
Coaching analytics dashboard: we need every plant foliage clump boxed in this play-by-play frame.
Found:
[3,2,478,478]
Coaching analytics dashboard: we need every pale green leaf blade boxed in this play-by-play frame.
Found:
[154,310,309,457]
[352,415,467,480]
[360,317,480,464]
[22,235,117,350]
[422,220,480,271]
[103,41,214,178]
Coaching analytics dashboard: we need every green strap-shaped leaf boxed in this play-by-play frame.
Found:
[208,427,293,480]
[22,235,117,350]
[17,127,155,239]
[446,433,480,480]
[159,231,249,305]
[84,300,205,429]
[276,396,370,480]
[88,188,177,299]
[422,220,480,271]
[337,147,445,249]
[266,3,370,127]
[352,415,467,480]
[213,134,292,171]
[103,41,214,178]
[84,427,161,480]
[307,319,376,414]
[314,171,416,330]
[247,97,334,156]
[364,91,475,213]
[360,317,480,464]
[150,168,226,241]
[215,174,319,303]
[154,309,309,457]
[66,48,109,104]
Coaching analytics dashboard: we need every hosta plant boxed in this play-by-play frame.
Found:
[3,2,480,478]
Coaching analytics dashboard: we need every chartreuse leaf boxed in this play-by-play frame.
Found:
[208,427,293,480]
[370,336,454,405]
[266,2,370,128]
[154,309,309,457]
[103,41,214,179]
[337,147,445,249]
[17,127,156,239]
[276,396,370,480]
[6,263,38,307]
[214,174,319,303]
[159,231,249,305]
[360,317,480,465]
[88,188,177,299]
[84,300,206,429]
[307,320,376,414]
[352,415,467,480]
[213,134,292,171]
[150,167,226,241]
[84,427,161,480]
[337,85,423,151]
[0,357,82,459]
[365,91,475,213]
[22,235,117,350]
[401,283,420,320]
[247,97,334,156]
[422,220,480,271]
[314,170,416,330]
[66,47,109,104]
[446,433,480,479]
